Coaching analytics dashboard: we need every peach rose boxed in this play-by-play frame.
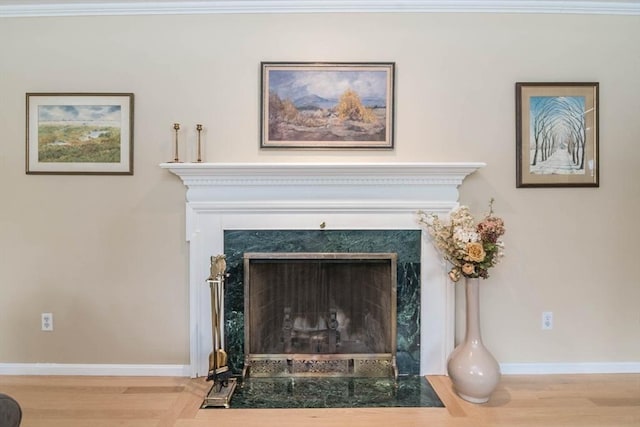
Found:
[466,242,486,262]
[462,263,475,275]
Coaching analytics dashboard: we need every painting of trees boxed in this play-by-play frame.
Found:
[336,89,378,123]
[529,96,587,174]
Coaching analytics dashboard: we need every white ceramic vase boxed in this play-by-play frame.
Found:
[447,277,501,404]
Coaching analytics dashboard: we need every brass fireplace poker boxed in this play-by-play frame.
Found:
[202,254,237,408]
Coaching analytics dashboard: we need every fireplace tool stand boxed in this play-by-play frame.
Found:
[202,255,237,408]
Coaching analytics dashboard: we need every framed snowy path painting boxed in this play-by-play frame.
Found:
[516,82,599,188]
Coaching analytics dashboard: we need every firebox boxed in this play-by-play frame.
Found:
[243,252,397,378]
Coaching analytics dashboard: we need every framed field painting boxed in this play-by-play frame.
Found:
[26,93,134,175]
[516,82,599,187]
[261,62,395,149]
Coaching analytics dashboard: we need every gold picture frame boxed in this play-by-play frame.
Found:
[26,92,134,175]
[261,62,395,149]
[516,82,598,187]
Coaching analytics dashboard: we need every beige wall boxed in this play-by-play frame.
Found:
[1,11,639,367]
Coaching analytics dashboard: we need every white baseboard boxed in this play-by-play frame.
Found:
[2,362,639,377]
[500,362,640,375]
[0,363,191,377]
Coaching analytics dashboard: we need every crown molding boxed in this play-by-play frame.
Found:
[1,0,639,17]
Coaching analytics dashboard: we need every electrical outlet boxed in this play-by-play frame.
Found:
[542,311,553,330]
[41,312,53,331]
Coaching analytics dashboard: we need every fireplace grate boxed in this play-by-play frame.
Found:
[246,355,396,378]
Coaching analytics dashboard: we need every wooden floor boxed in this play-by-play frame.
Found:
[1,374,639,426]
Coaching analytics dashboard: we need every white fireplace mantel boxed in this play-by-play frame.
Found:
[161,162,485,377]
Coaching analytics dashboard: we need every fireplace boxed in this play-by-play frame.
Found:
[243,252,397,378]
[161,162,484,378]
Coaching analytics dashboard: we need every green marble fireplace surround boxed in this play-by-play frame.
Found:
[224,229,422,376]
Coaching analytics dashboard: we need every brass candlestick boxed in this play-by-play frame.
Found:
[196,124,203,162]
[170,123,182,163]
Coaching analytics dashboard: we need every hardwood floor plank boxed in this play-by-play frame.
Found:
[590,397,640,407]
[425,375,468,417]
[192,407,459,427]
[123,386,186,394]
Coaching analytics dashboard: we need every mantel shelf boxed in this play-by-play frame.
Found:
[160,162,486,186]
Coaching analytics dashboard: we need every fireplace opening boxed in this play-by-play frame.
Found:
[243,252,397,378]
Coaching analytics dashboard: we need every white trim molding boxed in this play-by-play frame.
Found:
[1,0,639,17]
[0,363,191,376]
[501,362,640,375]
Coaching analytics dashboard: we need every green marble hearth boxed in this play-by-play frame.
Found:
[223,229,422,376]
[217,375,444,409]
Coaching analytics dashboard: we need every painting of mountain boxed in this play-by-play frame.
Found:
[261,62,395,149]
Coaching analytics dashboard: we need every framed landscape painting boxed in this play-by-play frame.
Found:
[261,62,395,149]
[516,82,598,187]
[26,93,134,175]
